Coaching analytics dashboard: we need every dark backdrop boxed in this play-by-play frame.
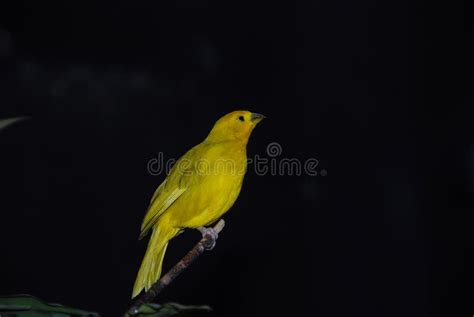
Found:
[0,1,473,317]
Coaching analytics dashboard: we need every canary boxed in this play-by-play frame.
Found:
[132,110,265,298]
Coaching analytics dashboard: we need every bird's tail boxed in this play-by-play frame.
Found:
[132,224,179,298]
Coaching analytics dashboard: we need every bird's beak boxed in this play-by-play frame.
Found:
[251,112,266,123]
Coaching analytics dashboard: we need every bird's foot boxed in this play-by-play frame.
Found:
[197,226,218,250]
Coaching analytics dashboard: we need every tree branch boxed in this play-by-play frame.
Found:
[127,219,226,316]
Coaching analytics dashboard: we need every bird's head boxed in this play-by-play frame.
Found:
[205,110,265,143]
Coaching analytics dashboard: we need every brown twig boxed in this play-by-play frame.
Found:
[127,219,226,316]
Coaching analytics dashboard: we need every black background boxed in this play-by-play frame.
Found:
[1,1,473,316]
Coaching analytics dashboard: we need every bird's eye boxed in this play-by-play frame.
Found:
[238,116,245,122]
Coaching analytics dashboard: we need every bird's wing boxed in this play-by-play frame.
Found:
[139,145,200,239]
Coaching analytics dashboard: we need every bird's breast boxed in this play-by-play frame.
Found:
[170,143,247,228]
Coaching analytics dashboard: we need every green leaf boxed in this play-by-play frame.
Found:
[0,117,28,132]
[0,294,99,317]
[132,302,212,317]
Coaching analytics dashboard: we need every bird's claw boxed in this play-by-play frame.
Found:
[198,226,218,250]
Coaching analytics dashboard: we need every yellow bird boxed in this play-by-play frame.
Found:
[132,110,265,298]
